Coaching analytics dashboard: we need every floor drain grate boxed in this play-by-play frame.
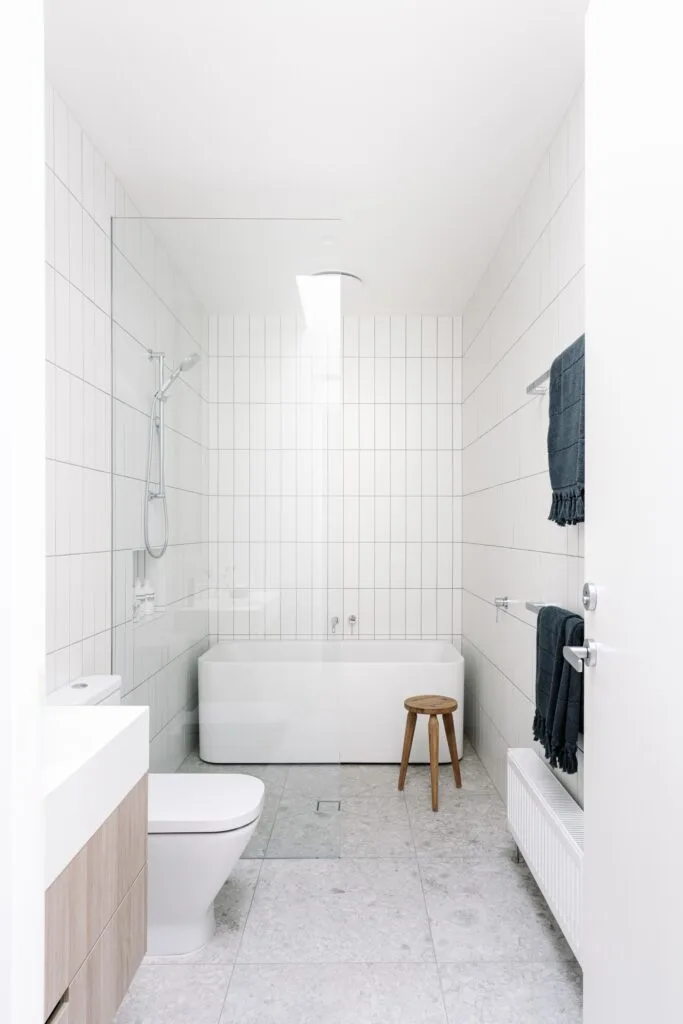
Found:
[316,800,342,812]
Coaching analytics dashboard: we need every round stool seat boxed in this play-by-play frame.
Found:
[404,694,458,716]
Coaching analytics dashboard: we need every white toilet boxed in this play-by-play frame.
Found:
[48,675,264,956]
[147,772,263,955]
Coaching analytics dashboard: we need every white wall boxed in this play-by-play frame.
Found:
[208,314,463,644]
[45,86,211,771]
[111,223,211,771]
[461,88,585,801]
[45,84,114,689]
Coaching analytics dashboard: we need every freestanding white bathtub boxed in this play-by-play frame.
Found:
[198,640,464,764]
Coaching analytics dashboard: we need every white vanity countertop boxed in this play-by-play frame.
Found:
[43,704,149,889]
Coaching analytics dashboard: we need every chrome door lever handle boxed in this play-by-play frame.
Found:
[562,639,598,673]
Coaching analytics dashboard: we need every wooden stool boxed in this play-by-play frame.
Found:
[397,695,462,811]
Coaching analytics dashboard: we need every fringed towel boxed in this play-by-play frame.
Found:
[547,335,585,525]
[550,615,585,773]
[533,605,584,775]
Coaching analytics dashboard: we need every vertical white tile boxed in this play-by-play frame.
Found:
[375,404,390,449]
[421,316,437,357]
[374,315,390,356]
[81,133,95,217]
[374,588,390,636]
[69,285,84,377]
[45,82,55,170]
[437,316,453,357]
[374,357,390,403]
[54,177,70,278]
[69,195,83,291]
[374,499,391,543]
[53,90,69,185]
[390,589,405,637]
[45,265,56,362]
[406,315,421,357]
[421,588,437,636]
[390,315,406,356]
[68,111,83,201]
[405,589,421,636]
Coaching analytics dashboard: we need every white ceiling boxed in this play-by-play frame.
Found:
[45,0,587,314]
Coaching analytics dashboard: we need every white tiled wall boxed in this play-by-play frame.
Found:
[208,313,463,644]
[111,222,211,771]
[461,87,585,803]
[45,84,115,691]
[45,84,211,771]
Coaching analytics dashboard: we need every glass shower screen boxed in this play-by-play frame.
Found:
[111,218,343,799]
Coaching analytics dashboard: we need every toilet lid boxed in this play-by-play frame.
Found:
[148,773,265,833]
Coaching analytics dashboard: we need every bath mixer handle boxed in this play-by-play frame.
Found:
[348,614,357,635]
[331,616,339,634]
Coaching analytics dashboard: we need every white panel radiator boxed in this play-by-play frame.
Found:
[507,748,584,965]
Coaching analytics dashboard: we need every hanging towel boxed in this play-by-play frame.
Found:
[547,334,585,526]
[533,605,573,758]
[549,615,584,774]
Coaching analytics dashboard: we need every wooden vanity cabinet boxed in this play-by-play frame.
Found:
[44,775,148,1024]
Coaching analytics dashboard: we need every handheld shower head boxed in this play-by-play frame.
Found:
[156,351,201,398]
[179,352,200,372]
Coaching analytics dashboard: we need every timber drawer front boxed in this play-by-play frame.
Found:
[44,775,148,1024]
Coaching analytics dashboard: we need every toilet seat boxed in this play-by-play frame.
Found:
[148,773,264,834]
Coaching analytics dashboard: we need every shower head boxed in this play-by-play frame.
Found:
[156,351,201,398]
[179,352,200,372]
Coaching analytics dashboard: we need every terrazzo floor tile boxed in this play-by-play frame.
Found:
[242,788,283,858]
[220,963,448,1023]
[340,797,415,857]
[238,858,435,963]
[265,796,342,858]
[143,861,262,965]
[339,763,406,797]
[402,756,495,800]
[438,961,582,1023]
[420,857,574,964]
[136,754,578,1023]
[283,764,343,798]
[407,794,515,859]
[114,964,232,1024]
[265,795,414,859]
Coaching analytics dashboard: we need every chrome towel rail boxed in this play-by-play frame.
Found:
[526,368,551,395]
[494,598,549,620]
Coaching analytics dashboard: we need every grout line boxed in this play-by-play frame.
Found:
[461,260,584,414]
[461,539,583,559]
[462,167,585,360]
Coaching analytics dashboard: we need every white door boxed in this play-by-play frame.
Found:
[0,0,46,1019]
[584,1,683,1019]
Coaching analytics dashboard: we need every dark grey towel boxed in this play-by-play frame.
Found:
[547,335,585,526]
[533,606,584,774]
[549,616,584,774]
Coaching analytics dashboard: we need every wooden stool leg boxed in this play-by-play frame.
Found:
[443,712,462,789]
[398,711,417,791]
[428,714,439,811]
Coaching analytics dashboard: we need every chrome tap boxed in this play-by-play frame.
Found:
[331,616,339,634]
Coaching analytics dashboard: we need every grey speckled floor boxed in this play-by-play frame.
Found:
[115,751,582,1023]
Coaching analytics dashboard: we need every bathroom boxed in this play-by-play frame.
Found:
[3,1,683,1022]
